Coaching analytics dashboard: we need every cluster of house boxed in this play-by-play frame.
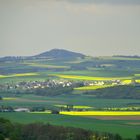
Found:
[0,79,73,90]
[0,105,90,113]
[0,105,78,113]
[0,106,46,113]
[0,79,122,91]
[0,107,30,112]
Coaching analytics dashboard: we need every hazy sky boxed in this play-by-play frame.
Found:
[0,0,140,57]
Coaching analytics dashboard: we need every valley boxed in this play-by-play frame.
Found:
[0,49,140,139]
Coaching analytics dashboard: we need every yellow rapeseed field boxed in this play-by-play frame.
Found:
[73,106,92,109]
[134,74,140,77]
[136,80,140,83]
[75,85,113,90]
[0,75,7,78]
[13,73,38,76]
[121,79,140,84]
[51,74,131,81]
[3,97,17,100]
[60,111,140,116]
[0,73,39,78]
[121,80,132,85]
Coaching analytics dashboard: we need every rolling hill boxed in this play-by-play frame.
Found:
[34,49,86,59]
[0,49,86,61]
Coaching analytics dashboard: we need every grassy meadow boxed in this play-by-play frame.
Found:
[0,112,140,139]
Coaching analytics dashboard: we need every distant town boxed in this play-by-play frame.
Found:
[0,79,130,91]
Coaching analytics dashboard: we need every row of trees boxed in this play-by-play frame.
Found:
[0,86,73,96]
[1,118,140,140]
[31,86,73,96]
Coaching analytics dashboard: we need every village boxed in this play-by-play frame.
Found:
[0,78,139,114]
[0,78,122,91]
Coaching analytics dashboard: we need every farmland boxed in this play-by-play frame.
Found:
[1,0,140,137]
[24,62,70,69]
[0,93,140,139]
[0,112,140,139]
[0,73,39,78]
[1,94,140,108]
[50,74,132,81]
[1,52,140,139]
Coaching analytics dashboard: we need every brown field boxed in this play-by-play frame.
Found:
[85,116,140,120]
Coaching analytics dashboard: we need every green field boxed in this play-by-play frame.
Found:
[24,62,70,69]
[0,93,139,139]
[0,94,140,108]
[0,112,139,139]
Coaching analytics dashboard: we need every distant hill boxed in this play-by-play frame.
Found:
[34,49,86,59]
[0,49,86,62]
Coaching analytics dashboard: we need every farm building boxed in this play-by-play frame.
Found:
[14,108,30,112]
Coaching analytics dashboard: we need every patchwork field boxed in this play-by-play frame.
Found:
[0,112,140,139]
[1,56,140,139]
[1,94,140,108]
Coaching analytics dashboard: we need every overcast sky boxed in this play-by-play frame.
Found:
[0,0,140,57]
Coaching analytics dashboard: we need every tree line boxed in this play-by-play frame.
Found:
[84,85,140,99]
[0,86,73,97]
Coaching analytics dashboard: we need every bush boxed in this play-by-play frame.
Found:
[0,134,4,140]
[136,134,140,140]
